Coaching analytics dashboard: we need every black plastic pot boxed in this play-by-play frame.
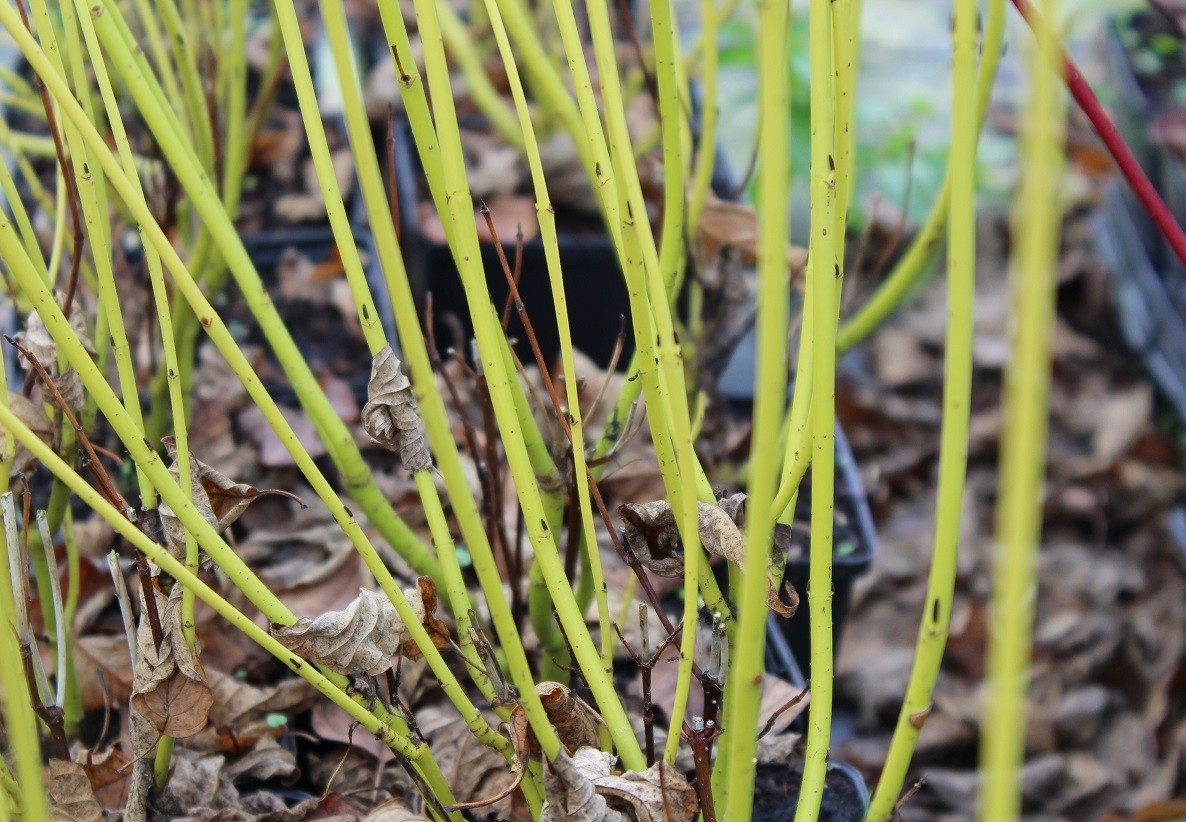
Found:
[1095,183,1186,422]
[390,115,735,369]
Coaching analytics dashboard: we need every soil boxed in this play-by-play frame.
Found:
[751,763,868,822]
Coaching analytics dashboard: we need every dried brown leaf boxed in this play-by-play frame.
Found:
[363,799,423,821]
[618,501,685,577]
[132,586,212,738]
[696,195,808,276]
[221,736,299,784]
[541,683,601,753]
[45,759,103,822]
[361,345,431,472]
[539,747,625,822]
[158,436,300,565]
[79,745,131,811]
[594,759,698,822]
[2,391,54,475]
[270,582,446,676]
[620,496,795,614]
[539,746,697,822]
[399,577,451,660]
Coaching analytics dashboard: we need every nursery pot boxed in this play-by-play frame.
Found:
[773,423,878,680]
[389,115,735,370]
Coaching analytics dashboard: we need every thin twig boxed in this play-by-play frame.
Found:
[5,337,127,512]
[756,686,809,740]
[21,644,69,759]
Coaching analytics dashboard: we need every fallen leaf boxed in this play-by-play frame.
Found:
[511,682,602,758]
[191,668,314,754]
[76,744,130,810]
[15,301,94,417]
[270,582,448,676]
[238,404,326,467]
[221,736,298,784]
[131,586,213,739]
[361,345,431,472]
[364,799,422,820]
[618,501,686,577]
[45,759,103,822]
[593,759,698,822]
[73,633,134,711]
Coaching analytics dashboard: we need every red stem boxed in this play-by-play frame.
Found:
[1010,0,1186,269]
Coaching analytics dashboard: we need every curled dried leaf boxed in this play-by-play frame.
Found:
[361,345,431,472]
[619,501,685,577]
[270,582,448,676]
[539,747,698,822]
[539,748,625,822]
[157,436,301,566]
[131,586,212,740]
[399,576,451,660]
[511,682,603,758]
[595,759,698,822]
[619,495,798,616]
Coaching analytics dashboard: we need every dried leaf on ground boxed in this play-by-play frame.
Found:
[45,758,103,822]
[270,583,447,676]
[131,586,213,739]
[221,736,299,784]
[16,302,94,416]
[192,668,315,754]
[363,799,422,820]
[539,747,697,822]
[361,345,431,472]
[78,744,131,810]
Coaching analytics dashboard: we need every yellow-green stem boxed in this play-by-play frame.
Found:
[836,0,1005,351]
[866,0,979,813]
[405,0,644,767]
[0,403,464,819]
[85,0,440,578]
[719,0,793,811]
[270,0,386,356]
[342,0,566,761]
[795,0,840,815]
[979,0,1064,817]
[0,496,48,820]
